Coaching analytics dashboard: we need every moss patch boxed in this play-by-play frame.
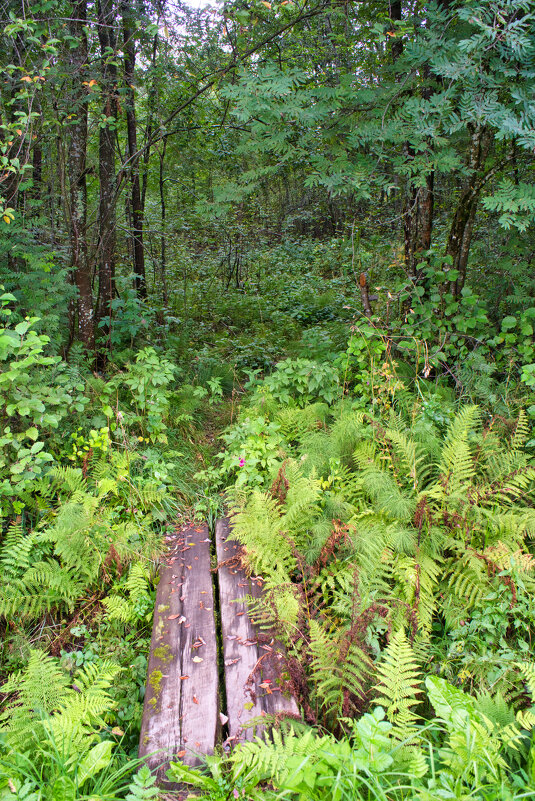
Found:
[149,669,163,696]
[153,644,172,663]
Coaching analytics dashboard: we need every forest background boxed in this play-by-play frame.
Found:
[0,0,535,798]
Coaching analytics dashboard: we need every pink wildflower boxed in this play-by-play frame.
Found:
[239,457,246,467]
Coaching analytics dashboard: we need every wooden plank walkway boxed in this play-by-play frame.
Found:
[139,518,299,784]
[215,518,299,743]
[138,523,219,781]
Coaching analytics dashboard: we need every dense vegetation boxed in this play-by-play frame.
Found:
[0,0,534,797]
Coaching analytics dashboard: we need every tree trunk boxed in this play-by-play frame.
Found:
[96,0,118,352]
[122,0,146,297]
[141,33,159,217]
[159,139,168,306]
[445,126,491,297]
[389,3,435,288]
[67,0,94,352]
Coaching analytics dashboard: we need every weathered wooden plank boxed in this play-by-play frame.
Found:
[139,524,218,783]
[215,518,299,744]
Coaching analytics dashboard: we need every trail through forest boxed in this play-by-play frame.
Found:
[0,0,535,797]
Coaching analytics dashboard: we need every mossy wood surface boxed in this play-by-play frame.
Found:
[216,518,299,742]
[138,524,218,781]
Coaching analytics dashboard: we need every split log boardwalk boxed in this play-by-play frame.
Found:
[216,518,299,742]
[139,519,299,785]
[139,524,219,781]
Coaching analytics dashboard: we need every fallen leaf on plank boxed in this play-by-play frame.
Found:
[225,658,240,665]
[220,713,229,725]
[180,675,189,680]
[192,696,199,704]
[192,656,203,663]
[177,750,186,758]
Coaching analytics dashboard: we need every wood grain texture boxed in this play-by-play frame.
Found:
[216,518,299,744]
[139,524,218,783]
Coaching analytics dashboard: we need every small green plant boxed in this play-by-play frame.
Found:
[68,426,110,462]
[167,753,263,800]
[100,347,176,443]
[97,278,155,349]
[0,288,88,513]
[250,358,340,406]
[217,416,283,487]
[125,765,159,800]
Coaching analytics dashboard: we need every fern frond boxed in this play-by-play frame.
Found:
[517,662,535,699]
[231,726,334,786]
[0,651,120,755]
[0,521,35,579]
[231,490,295,583]
[101,595,135,623]
[392,554,440,636]
[126,561,150,599]
[384,428,423,492]
[46,465,88,497]
[359,468,414,523]
[309,619,370,719]
[374,628,423,739]
[438,405,480,493]
[511,409,530,452]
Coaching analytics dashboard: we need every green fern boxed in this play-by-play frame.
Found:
[0,651,121,754]
[374,628,423,738]
[102,561,152,624]
[0,454,160,622]
[0,521,36,579]
[309,619,370,722]
[511,409,530,452]
[437,405,480,493]
[231,726,334,785]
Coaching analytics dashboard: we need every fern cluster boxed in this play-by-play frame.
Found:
[229,393,535,722]
[0,455,161,622]
[0,650,121,754]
